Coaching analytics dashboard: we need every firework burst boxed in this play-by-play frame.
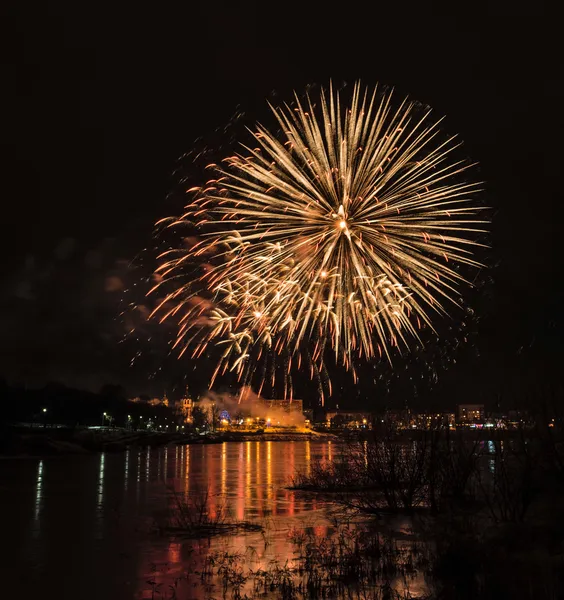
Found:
[150,83,487,401]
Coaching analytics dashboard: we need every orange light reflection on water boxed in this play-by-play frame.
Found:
[221,442,227,497]
[236,443,245,520]
[145,441,431,599]
[266,441,272,507]
[184,445,190,496]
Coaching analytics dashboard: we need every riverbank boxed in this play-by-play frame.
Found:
[178,429,338,444]
[0,424,538,458]
[0,426,338,457]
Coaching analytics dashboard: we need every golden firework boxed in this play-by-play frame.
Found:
[151,83,486,400]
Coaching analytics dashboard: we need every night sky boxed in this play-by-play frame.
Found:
[2,6,562,405]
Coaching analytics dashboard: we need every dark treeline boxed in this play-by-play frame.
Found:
[0,379,173,428]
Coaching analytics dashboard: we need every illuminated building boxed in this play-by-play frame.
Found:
[176,395,194,423]
[457,404,485,425]
[410,412,456,429]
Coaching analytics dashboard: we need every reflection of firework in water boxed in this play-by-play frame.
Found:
[150,83,487,402]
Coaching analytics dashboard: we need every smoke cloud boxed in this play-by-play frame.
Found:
[199,387,305,426]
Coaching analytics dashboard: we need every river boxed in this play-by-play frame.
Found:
[1,441,347,599]
[1,440,430,599]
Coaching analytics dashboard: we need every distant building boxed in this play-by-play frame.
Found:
[309,408,329,425]
[499,409,533,428]
[411,412,456,429]
[176,395,194,423]
[442,412,456,428]
[325,410,371,429]
[457,404,485,424]
[384,409,410,429]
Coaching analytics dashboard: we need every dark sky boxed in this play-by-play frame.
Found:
[2,5,563,403]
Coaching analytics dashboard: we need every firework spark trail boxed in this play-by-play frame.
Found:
[150,83,487,402]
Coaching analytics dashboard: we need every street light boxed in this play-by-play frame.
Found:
[42,408,47,413]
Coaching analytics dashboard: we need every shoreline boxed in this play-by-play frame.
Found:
[0,427,339,458]
[0,425,532,458]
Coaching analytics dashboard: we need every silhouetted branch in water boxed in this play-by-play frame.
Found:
[158,487,263,538]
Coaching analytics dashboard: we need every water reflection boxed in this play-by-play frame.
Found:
[245,441,251,516]
[3,441,365,600]
[184,445,190,496]
[136,448,141,502]
[221,442,227,496]
[487,440,496,473]
[266,440,272,504]
[236,443,244,520]
[124,448,129,491]
[97,452,105,508]
[34,459,43,522]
